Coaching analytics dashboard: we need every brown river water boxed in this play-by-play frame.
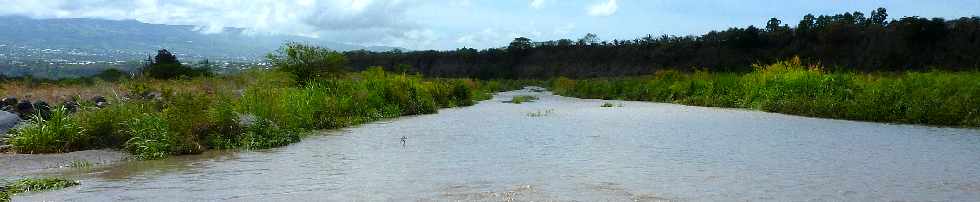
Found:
[8,88,980,201]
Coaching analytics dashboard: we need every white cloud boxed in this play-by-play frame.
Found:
[529,0,547,9]
[587,0,618,17]
[0,0,425,47]
[553,23,575,36]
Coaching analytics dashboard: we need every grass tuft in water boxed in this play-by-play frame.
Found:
[66,160,93,168]
[0,178,80,201]
[527,109,555,117]
[505,95,539,104]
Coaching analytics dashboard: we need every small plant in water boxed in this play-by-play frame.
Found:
[601,102,615,107]
[66,160,93,168]
[527,109,555,117]
[505,95,539,104]
[1,177,80,201]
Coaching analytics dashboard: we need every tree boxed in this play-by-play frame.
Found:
[267,43,349,83]
[870,7,888,26]
[578,33,599,45]
[508,37,533,52]
[154,49,179,65]
[143,49,207,79]
[766,17,783,32]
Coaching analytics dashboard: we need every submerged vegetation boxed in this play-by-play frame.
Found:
[0,178,79,202]
[505,95,539,104]
[550,58,980,127]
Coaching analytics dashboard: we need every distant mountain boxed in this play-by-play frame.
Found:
[0,16,399,61]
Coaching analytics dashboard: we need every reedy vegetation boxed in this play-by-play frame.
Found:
[550,58,980,127]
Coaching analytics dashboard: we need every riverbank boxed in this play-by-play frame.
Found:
[549,58,980,128]
[0,67,529,160]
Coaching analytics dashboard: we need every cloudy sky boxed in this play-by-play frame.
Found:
[1,0,978,50]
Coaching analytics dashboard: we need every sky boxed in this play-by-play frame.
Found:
[0,0,978,50]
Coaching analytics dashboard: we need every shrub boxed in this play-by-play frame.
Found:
[10,107,88,153]
[239,118,301,150]
[76,101,153,148]
[267,43,348,83]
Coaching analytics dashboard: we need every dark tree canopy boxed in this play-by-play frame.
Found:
[345,7,980,79]
[143,49,210,79]
[267,42,349,83]
[154,49,180,65]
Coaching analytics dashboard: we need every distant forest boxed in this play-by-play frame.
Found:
[346,8,980,79]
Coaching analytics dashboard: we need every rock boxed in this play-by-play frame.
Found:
[0,110,20,134]
[63,101,80,113]
[143,91,163,100]
[1,96,16,110]
[91,96,109,108]
[238,113,258,127]
[1,112,20,136]
[34,101,52,120]
[15,100,34,119]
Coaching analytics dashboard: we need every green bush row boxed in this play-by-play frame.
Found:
[550,58,980,127]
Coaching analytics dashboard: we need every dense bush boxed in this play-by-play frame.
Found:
[551,58,980,127]
[267,43,348,83]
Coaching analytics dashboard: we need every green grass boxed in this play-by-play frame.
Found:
[550,58,980,127]
[9,107,87,153]
[504,95,539,104]
[1,178,79,202]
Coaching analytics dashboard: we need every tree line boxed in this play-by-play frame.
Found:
[345,8,980,79]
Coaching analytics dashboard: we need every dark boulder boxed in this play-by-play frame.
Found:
[15,100,34,119]
[1,96,16,111]
[92,96,109,108]
[63,101,80,113]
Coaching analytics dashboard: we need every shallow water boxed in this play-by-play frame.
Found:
[16,88,980,201]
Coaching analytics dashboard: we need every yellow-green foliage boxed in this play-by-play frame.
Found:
[551,58,980,127]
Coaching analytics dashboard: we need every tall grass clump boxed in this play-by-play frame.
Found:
[550,57,980,127]
[75,101,154,148]
[9,107,88,153]
[124,113,177,160]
